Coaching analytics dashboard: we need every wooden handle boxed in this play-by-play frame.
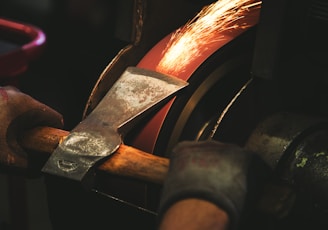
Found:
[20,127,169,184]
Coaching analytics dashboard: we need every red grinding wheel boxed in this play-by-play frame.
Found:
[119,7,261,211]
[131,8,260,156]
[94,5,261,212]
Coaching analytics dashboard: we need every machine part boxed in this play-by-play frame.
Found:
[125,0,328,216]
[245,112,328,170]
[114,0,146,45]
[286,129,328,207]
[248,112,328,199]
[245,112,328,222]
[255,183,296,220]
[141,42,262,212]
[152,48,256,155]
[42,66,187,189]
[131,6,260,154]
[85,2,261,210]
[250,0,287,80]
[83,0,212,118]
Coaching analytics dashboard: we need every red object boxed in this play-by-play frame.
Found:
[0,18,46,84]
[133,7,260,154]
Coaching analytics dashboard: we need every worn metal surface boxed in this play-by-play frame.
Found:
[245,112,328,169]
[42,66,188,188]
[245,112,328,220]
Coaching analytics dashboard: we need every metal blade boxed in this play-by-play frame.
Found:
[42,66,188,189]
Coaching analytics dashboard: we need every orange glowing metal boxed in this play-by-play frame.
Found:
[156,0,262,76]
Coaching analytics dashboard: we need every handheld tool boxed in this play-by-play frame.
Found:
[21,126,169,185]
[41,66,188,188]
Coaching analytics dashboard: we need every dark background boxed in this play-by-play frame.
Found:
[1,0,129,130]
[0,1,132,229]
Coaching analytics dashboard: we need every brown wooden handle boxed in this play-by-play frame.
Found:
[20,126,169,184]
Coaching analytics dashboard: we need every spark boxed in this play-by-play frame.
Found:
[156,0,262,76]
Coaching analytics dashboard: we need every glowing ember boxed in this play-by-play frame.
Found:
[156,0,262,76]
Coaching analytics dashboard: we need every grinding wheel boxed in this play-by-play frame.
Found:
[87,2,260,212]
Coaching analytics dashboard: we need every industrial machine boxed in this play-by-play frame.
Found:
[45,0,327,229]
[1,0,328,229]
